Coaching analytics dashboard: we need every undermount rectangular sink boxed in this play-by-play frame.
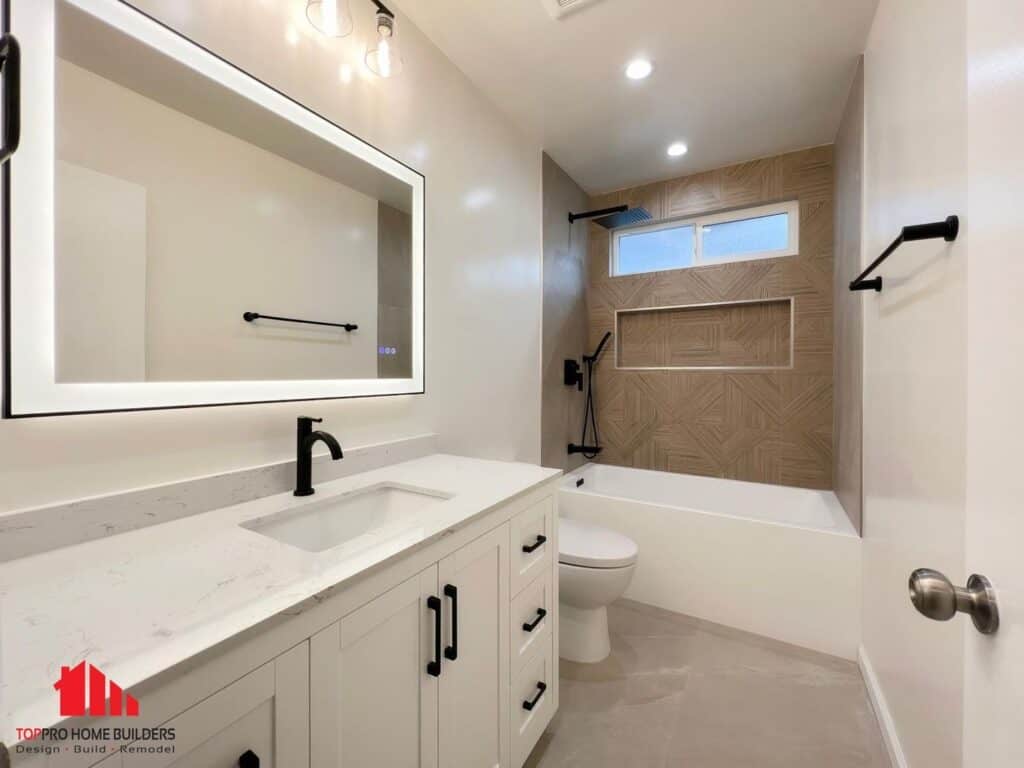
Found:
[241,483,453,553]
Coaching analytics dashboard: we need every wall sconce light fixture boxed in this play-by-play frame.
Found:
[365,3,402,78]
[307,0,403,78]
[306,0,354,38]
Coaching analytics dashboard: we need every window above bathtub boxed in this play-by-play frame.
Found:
[610,201,800,277]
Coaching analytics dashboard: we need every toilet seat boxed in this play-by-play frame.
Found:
[558,518,638,569]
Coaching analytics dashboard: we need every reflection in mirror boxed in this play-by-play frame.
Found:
[53,0,413,383]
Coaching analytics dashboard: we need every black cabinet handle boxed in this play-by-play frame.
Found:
[238,750,260,768]
[522,608,547,633]
[443,584,458,661]
[427,596,442,677]
[522,535,547,554]
[522,681,547,711]
[0,34,21,165]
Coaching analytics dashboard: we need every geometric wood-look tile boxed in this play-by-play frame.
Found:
[588,146,834,490]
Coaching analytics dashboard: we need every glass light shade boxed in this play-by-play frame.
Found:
[306,0,354,38]
[365,14,403,77]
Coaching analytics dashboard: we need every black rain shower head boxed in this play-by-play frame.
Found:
[568,205,652,229]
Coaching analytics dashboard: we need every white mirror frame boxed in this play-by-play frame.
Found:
[3,0,425,417]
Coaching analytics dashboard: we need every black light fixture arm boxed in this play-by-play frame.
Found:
[370,0,395,18]
[243,312,358,332]
[568,205,627,224]
[850,215,959,292]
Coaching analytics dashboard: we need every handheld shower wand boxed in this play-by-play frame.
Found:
[568,332,612,458]
[585,331,612,364]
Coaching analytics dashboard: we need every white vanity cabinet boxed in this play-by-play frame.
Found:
[123,643,309,768]
[9,481,558,768]
[309,568,440,767]
[436,525,510,768]
[310,524,512,768]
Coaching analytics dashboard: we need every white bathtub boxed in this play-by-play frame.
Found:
[560,463,861,659]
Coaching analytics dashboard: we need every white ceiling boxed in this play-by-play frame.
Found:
[396,0,878,193]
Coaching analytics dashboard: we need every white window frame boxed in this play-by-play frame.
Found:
[610,200,800,277]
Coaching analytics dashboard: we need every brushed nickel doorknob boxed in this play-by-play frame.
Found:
[909,568,999,635]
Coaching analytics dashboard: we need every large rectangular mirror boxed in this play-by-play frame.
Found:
[4,0,425,416]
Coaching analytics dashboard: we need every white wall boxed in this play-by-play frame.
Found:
[0,0,542,512]
[860,1,967,766]
[56,161,148,382]
[833,59,864,533]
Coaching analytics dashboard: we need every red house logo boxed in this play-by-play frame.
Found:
[54,661,139,717]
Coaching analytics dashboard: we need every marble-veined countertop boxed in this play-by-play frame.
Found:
[0,454,560,745]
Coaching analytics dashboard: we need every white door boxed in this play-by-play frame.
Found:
[437,525,511,768]
[310,567,440,768]
[962,2,1024,765]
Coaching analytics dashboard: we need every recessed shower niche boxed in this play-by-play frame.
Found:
[615,297,794,370]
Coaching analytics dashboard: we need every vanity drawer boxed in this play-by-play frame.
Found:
[510,495,555,596]
[511,570,553,672]
[511,638,555,768]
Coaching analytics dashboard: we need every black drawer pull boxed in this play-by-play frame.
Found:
[239,750,260,768]
[522,534,547,554]
[522,608,547,633]
[427,596,442,677]
[522,681,547,711]
[443,584,458,661]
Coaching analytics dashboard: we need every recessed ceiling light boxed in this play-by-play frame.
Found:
[625,58,653,80]
[667,142,688,157]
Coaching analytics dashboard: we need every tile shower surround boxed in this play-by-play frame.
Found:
[586,146,835,490]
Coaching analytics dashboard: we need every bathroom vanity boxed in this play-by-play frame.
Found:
[3,455,560,767]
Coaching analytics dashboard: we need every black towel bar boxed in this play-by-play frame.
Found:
[850,215,959,292]
[243,312,358,332]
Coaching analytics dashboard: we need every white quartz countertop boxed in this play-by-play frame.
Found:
[0,454,560,744]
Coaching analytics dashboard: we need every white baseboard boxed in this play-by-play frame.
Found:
[858,645,907,768]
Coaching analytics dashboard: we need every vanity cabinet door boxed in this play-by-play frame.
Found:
[121,641,309,768]
[310,566,440,768]
[437,525,511,768]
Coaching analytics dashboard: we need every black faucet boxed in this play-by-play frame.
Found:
[294,417,344,497]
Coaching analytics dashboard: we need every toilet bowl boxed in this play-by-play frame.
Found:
[558,517,638,663]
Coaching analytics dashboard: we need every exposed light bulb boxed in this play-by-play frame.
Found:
[366,12,403,77]
[625,58,653,80]
[667,142,689,158]
[306,0,354,38]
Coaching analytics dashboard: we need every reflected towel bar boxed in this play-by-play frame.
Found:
[849,215,959,292]
[243,312,358,332]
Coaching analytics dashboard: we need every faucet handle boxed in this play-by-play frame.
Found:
[298,416,323,424]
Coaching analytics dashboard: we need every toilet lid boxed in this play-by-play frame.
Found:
[558,518,638,569]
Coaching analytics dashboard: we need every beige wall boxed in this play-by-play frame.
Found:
[860,0,968,765]
[540,153,589,471]
[833,59,865,533]
[586,147,835,490]
[0,0,542,513]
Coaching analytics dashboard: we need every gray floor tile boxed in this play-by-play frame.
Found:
[525,600,890,768]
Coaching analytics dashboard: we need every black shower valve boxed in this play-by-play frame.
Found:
[563,359,583,391]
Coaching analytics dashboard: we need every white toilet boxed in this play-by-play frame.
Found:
[558,517,639,663]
